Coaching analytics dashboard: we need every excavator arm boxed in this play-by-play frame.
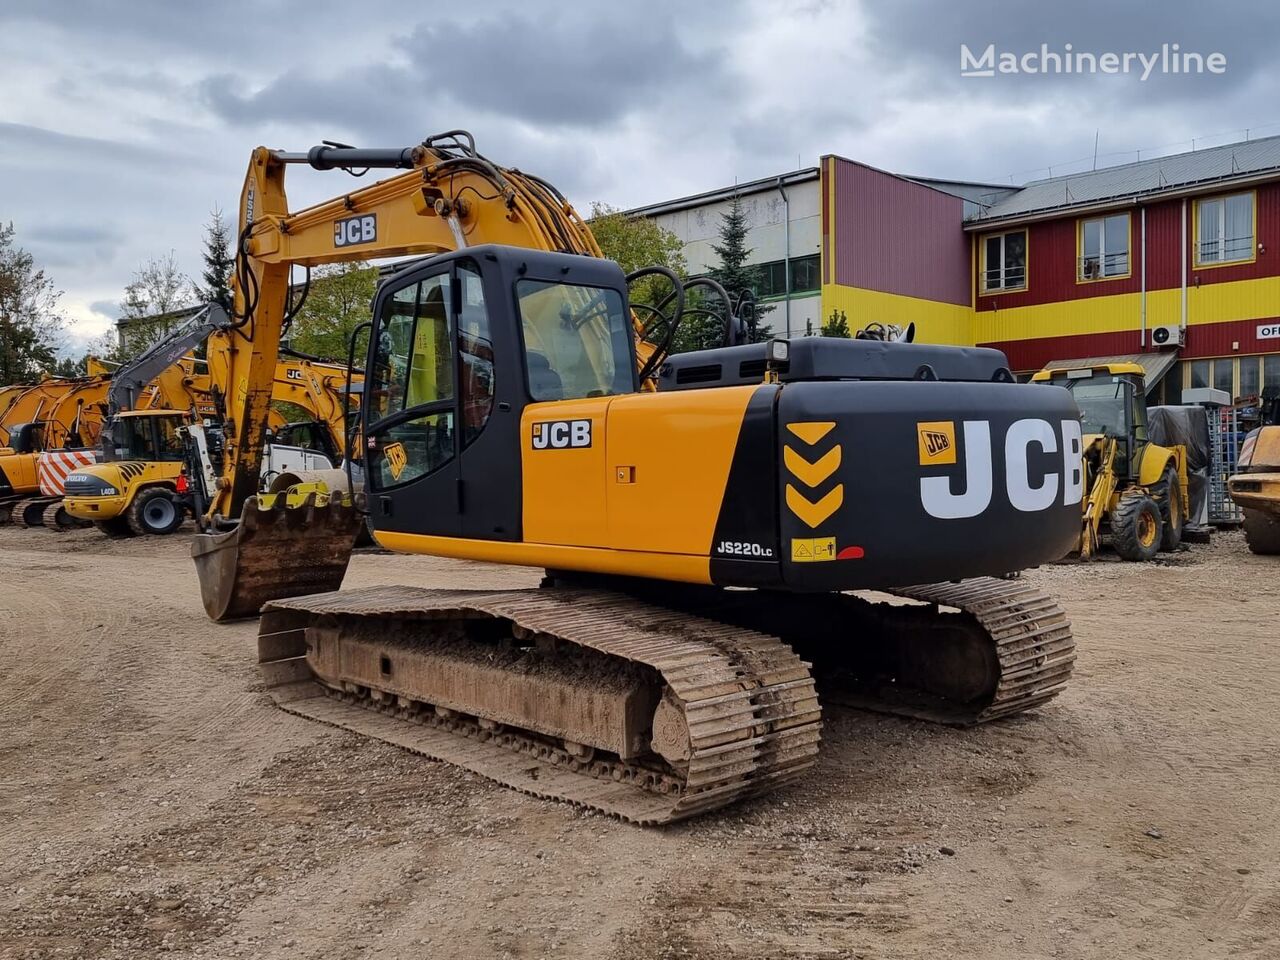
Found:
[205,135,604,528]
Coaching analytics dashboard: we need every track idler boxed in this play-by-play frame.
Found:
[192,493,362,621]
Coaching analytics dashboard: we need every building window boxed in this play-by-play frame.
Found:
[1265,355,1280,390]
[1079,214,1130,280]
[1240,356,1261,399]
[1195,192,1255,265]
[790,254,820,294]
[747,254,820,299]
[982,230,1027,292]
[1213,358,1234,396]
[1189,359,1210,390]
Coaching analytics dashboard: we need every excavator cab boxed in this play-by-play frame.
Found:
[1051,369,1148,479]
[4,421,45,456]
[107,410,189,463]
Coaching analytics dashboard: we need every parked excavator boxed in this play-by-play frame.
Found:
[191,132,1082,824]
[1032,362,1188,561]
[62,306,363,535]
[1229,387,1280,553]
[0,364,115,525]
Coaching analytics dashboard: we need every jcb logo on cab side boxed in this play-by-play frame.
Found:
[917,421,956,465]
[334,214,377,247]
[919,418,1083,520]
[531,419,592,450]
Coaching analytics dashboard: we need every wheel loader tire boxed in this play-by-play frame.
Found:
[1158,467,1184,552]
[1243,508,1280,555]
[127,488,184,536]
[1112,492,1163,561]
[94,516,136,539]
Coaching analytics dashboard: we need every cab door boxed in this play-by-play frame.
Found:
[364,266,462,537]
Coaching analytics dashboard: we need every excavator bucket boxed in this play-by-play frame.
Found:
[192,494,362,621]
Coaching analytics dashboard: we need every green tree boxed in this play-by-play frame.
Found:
[706,195,773,344]
[117,251,196,357]
[197,208,235,312]
[821,309,851,338]
[286,262,380,361]
[588,202,697,353]
[0,222,65,383]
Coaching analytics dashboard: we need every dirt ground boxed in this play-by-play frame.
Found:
[1,526,1277,960]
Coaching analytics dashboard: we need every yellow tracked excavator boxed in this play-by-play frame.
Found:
[189,132,1083,823]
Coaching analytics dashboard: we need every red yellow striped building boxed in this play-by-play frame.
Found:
[820,136,1280,401]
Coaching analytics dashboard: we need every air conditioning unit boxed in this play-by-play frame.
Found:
[1149,324,1185,349]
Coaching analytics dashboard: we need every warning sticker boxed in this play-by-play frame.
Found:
[917,420,956,466]
[384,441,408,480]
[791,537,837,563]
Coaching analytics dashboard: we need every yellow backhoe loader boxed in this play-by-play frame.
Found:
[186,132,1083,824]
[1229,388,1280,553]
[1032,363,1188,560]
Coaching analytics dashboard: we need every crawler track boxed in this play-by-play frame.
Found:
[258,586,822,825]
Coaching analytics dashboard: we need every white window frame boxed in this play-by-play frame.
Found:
[1079,213,1130,281]
[1196,192,1255,266]
[982,230,1027,293]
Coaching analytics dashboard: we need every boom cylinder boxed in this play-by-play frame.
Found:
[271,146,424,170]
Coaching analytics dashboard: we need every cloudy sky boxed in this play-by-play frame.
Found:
[1,0,1272,352]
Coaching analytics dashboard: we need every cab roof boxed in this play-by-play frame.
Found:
[1032,362,1146,381]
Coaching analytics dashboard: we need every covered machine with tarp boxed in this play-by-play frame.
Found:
[1149,405,1211,525]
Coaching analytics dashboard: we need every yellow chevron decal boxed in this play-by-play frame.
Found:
[783,444,842,488]
[786,421,836,445]
[786,483,844,529]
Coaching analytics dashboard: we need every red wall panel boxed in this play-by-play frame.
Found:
[827,158,970,305]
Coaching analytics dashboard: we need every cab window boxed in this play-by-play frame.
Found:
[516,280,634,401]
[458,265,494,447]
[366,263,496,489]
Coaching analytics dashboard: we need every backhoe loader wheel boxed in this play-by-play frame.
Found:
[1111,492,1163,561]
[1243,509,1280,555]
[93,516,135,539]
[1158,467,1183,552]
[127,488,184,536]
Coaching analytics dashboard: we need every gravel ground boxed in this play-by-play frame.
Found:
[0,525,1276,959]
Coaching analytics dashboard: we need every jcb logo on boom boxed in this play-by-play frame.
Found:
[531,419,592,450]
[919,419,1083,519]
[334,214,377,247]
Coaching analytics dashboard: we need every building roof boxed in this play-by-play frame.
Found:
[621,167,819,219]
[967,134,1280,226]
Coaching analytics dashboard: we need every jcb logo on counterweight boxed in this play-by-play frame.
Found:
[917,421,955,465]
[918,418,1084,520]
[531,419,592,450]
[334,214,377,247]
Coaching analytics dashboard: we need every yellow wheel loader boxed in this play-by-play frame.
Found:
[184,133,1085,824]
[1229,389,1280,554]
[1032,363,1189,561]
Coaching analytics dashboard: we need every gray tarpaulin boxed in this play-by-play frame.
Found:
[1149,405,1211,523]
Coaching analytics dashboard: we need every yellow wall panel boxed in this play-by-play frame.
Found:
[821,284,973,346]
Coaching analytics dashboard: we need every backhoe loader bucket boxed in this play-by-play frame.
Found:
[192,494,362,621]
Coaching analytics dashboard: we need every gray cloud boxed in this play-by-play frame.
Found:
[0,0,1276,346]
